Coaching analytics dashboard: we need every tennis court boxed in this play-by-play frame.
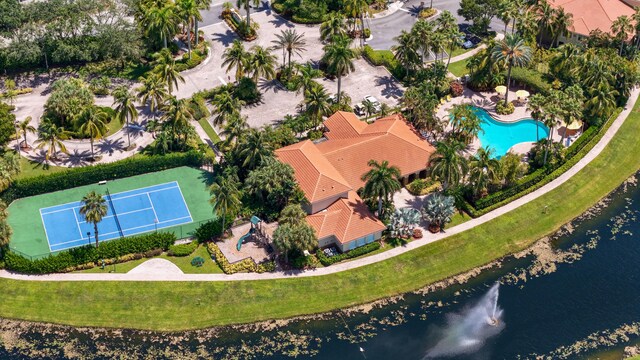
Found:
[40,182,193,252]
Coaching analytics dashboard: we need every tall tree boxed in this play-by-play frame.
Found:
[221,113,249,148]
[534,0,554,46]
[211,88,245,127]
[322,38,355,104]
[550,7,573,47]
[152,49,185,95]
[176,0,200,58]
[273,222,317,263]
[611,15,633,55]
[112,85,139,148]
[469,147,501,197]
[79,191,108,248]
[35,121,69,163]
[136,73,169,120]
[490,34,532,105]
[304,84,332,128]
[429,140,468,190]
[222,39,248,80]
[16,116,35,150]
[279,203,307,226]
[320,13,347,42]
[79,107,108,160]
[209,176,241,234]
[271,29,307,70]
[160,96,196,147]
[237,128,274,170]
[392,30,420,78]
[361,159,402,217]
[147,2,179,48]
[236,0,260,29]
[248,45,277,82]
[344,0,370,46]
[295,62,322,96]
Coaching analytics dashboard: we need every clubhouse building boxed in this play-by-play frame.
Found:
[275,111,435,252]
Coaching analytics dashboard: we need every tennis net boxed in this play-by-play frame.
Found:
[105,189,124,238]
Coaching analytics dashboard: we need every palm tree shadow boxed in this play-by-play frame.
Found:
[65,149,91,166]
[97,138,125,155]
[269,16,294,28]
[375,75,404,100]
[211,29,238,47]
[405,5,422,16]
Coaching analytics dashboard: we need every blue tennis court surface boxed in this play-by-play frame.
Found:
[40,182,193,252]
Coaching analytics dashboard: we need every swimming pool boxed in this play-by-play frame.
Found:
[472,107,550,158]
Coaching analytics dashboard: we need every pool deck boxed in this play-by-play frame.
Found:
[438,87,567,156]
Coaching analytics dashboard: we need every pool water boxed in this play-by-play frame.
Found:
[472,107,549,158]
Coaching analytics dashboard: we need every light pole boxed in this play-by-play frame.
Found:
[154,218,158,233]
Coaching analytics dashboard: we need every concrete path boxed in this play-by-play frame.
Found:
[127,258,184,275]
[1,87,637,282]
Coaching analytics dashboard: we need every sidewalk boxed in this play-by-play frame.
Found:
[1,87,637,282]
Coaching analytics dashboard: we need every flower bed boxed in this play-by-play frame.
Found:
[316,242,380,266]
[206,242,275,274]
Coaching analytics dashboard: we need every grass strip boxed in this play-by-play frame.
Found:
[0,101,639,331]
[197,118,222,144]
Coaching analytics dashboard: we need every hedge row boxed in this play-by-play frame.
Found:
[174,45,208,73]
[5,232,176,274]
[362,45,405,81]
[505,67,552,95]
[0,151,204,203]
[316,242,381,266]
[464,108,621,217]
[207,242,275,274]
[167,241,198,257]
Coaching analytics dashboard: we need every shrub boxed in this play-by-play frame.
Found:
[407,178,441,195]
[0,152,204,204]
[194,220,223,242]
[495,101,515,115]
[191,256,205,267]
[505,67,552,95]
[5,232,176,274]
[0,87,33,98]
[89,76,111,95]
[418,7,437,18]
[308,129,324,140]
[316,242,380,266]
[363,28,371,39]
[450,81,464,97]
[413,228,423,239]
[362,45,406,81]
[207,242,275,273]
[234,77,260,104]
[168,241,198,256]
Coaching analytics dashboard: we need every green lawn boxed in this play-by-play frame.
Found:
[7,167,215,258]
[198,118,222,144]
[448,58,470,77]
[15,157,67,180]
[79,245,223,274]
[0,102,639,330]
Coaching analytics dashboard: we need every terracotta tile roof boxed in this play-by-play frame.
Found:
[549,0,634,36]
[306,191,386,244]
[316,114,435,190]
[275,140,352,203]
[323,111,368,139]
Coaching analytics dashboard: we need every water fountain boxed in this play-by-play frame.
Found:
[424,283,505,359]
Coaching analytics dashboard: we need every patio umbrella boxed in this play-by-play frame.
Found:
[567,120,582,130]
[516,90,530,99]
[495,85,507,95]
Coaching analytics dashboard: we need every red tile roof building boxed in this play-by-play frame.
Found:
[549,0,635,43]
[275,112,435,252]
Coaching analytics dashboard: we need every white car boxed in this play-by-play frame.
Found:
[363,96,382,113]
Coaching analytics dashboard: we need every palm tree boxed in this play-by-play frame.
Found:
[295,63,323,96]
[469,147,501,197]
[361,159,402,217]
[112,85,139,148]
[35,122,69,163]
[550,7,573,47]
[411,19,434,64]
[16,116,35,150]
[209,176,241,234]
[279,203,307,225]
[437,11,463,69]
[304,84,332,127]
[176,0,201,58]
[429,140,468,190]
[211,89,244,126]
[161,96,196,147]
[79,191,108,248]
[586,83,618,119]
[322,39,355,104]
[238,128,273,169]
[221,113,249,148]
[534,0,554,47]
[236,0,260,29]
[148,3,179,48]
[363,99,376,118]
[248,45,277,82]
[612,15,633,55]
[152,49,185,95]
[271,29,307,70]
[320,13,347,42]
[490,34,532,105]
[222,40,248,80]
[136,73,169,120]
[194,0,213,47]
[79,107,108,160]
[392,30,420,78]
[344,0,370,46]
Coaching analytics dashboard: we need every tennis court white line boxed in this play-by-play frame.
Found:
[76,207,155,224]
[72,208,85,240]
[39,209,53,253]
[50,215,193,249]
[40,186,179,215]
[147,193,159,224]
[176,184,193,222]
